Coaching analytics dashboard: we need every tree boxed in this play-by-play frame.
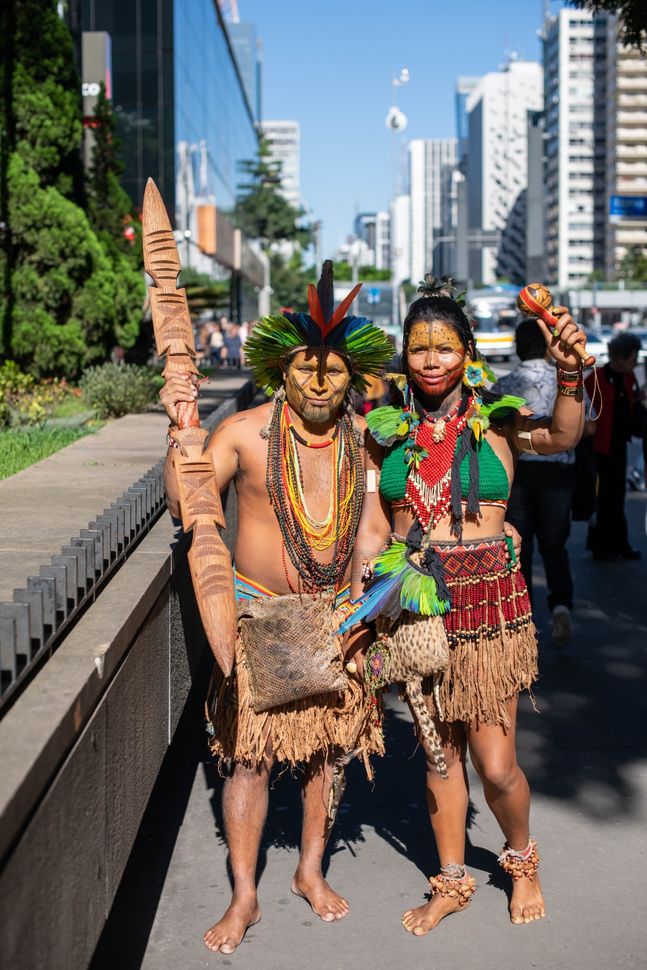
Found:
[268,251,312,311]
[1,0,142,375]
[568,1,646,48]
[332,260,392,282]
[234,138,312,249]
[619,245,647,283]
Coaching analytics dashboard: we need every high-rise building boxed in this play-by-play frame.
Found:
[390,194,411,285]
[79,0,265,319]
[227,19,262,124]
[606,25,647,279]
[455,77,479,166]
[467,59,543,285]
[260,121,301,210]
[354,212,391,270]
[543,8,611,289]
[408,139,458,284]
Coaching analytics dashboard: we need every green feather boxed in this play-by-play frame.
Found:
[480,394,526,423]
[244,314,305,392]
[366,405,418,446]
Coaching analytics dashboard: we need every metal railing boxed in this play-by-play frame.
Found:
[0,459,168,715]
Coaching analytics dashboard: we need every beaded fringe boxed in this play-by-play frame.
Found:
[207,628,383,774]
[421,554,538,727]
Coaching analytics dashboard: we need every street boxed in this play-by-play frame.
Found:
[90,488,647,970]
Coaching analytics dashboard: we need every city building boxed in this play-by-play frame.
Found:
[224,11,262,124]
[543,7,611,289]
[408,138,458,284]
[455,77,479,166]
[466,58,543,285]
[354,211,391,270]
[390,194,411,285]
[606,25,647,279]
[260,120,301,210]
[79,0,265,319]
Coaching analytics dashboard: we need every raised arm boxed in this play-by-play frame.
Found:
[509,308,588,457]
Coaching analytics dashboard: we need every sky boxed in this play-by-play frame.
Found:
[239,0,558,256]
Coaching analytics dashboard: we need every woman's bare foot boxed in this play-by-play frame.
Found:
[401,894,468,935]
[291,869,349,921]
[203,895,261,954]
[509,874,546,925]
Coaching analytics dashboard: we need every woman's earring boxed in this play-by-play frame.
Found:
[463,359,487,389]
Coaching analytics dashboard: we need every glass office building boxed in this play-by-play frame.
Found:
[80,0,263,312]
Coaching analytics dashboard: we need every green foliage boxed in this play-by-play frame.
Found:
[619,245,647,283]
[79,362,160,418]
[268,250,312,311]
[0,425,95,480]
[178,268,230,315]
[568,1,646,48]
[235,138,312,248]
[331,260,392,282]
[1,3,144,372]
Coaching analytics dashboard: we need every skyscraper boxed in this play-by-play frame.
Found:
[467,59,543,285]
[543,7,610,289]
[455,77,479,166]
[260,121,301,210]
[408,139,458,284]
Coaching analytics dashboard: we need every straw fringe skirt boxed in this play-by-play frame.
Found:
[207,601,383,772]
[422,538,538,728]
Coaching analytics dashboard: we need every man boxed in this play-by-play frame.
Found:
[585,332,642,561]
[495,318,595,646]
[160,262,393,955]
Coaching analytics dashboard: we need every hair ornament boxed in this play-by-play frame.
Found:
[417,274,467,307]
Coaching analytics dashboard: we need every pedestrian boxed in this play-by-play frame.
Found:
[343,275,591,932]
[222,323,242,368]
[585,332,642,560]
[494,319,596,646]
[209,324,224,367]
[159,261,393,955]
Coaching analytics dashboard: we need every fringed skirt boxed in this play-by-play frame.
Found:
[206,583,383,773]
[422,536,537,728]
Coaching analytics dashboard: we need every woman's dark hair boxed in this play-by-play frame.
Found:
[402,290,504,409]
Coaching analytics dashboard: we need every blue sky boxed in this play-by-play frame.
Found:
[239,0,558,255]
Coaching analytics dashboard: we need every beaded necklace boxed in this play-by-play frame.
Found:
[266,400,364,591]
[405,395,470,531]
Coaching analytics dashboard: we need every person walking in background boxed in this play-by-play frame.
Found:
[222,323,242,368]
[585,332,642,561]
[209,323,224,367]
[495,319,595,646]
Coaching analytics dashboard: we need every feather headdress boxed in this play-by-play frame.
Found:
[244,260,393,393]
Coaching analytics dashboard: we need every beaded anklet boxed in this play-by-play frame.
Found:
[429,864,477,906]
[497,839,540,880]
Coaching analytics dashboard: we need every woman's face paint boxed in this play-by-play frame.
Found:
[406,320,466,397]
[284,349,351,424]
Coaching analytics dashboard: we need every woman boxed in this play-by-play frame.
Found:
[344,277,588,933]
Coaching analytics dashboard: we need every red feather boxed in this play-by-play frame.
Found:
[307,284,325,326]
[324,283,362,335]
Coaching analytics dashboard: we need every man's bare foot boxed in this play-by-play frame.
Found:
[401,894,468,936]
[291,869,349,922]
[509,874,545,925]
[203,895,261,954]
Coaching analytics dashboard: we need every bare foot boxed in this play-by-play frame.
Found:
[401,894,468,936]
[509,874,545,924]
[291,870,349,922]
[203,895,261,954]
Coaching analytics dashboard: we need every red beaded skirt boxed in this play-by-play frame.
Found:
[422,536,537,728]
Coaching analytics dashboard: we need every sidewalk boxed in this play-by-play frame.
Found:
[0,373,251,602]
[90,492,647,970]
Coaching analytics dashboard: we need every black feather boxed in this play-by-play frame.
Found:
[317,259,335,323]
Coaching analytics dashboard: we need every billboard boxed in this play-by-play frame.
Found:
[609,195,647,221]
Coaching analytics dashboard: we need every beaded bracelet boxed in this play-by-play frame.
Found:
[166,425,181,450]
[556,366,583,397]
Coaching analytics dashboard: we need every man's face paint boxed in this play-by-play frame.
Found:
[284,349,351,424]
[406,320,466,397]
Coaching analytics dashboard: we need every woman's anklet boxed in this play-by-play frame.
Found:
[429,864,477,905]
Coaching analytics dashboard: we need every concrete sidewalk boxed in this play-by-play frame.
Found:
[0,372,252,601]
[90,492,647,970]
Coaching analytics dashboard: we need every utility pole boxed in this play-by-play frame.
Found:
[386,68,410,329]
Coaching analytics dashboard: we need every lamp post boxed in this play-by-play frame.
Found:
[386,68,409,331]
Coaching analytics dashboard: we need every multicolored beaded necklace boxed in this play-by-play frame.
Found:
[266,400,364,591]
[405,395,470,531]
